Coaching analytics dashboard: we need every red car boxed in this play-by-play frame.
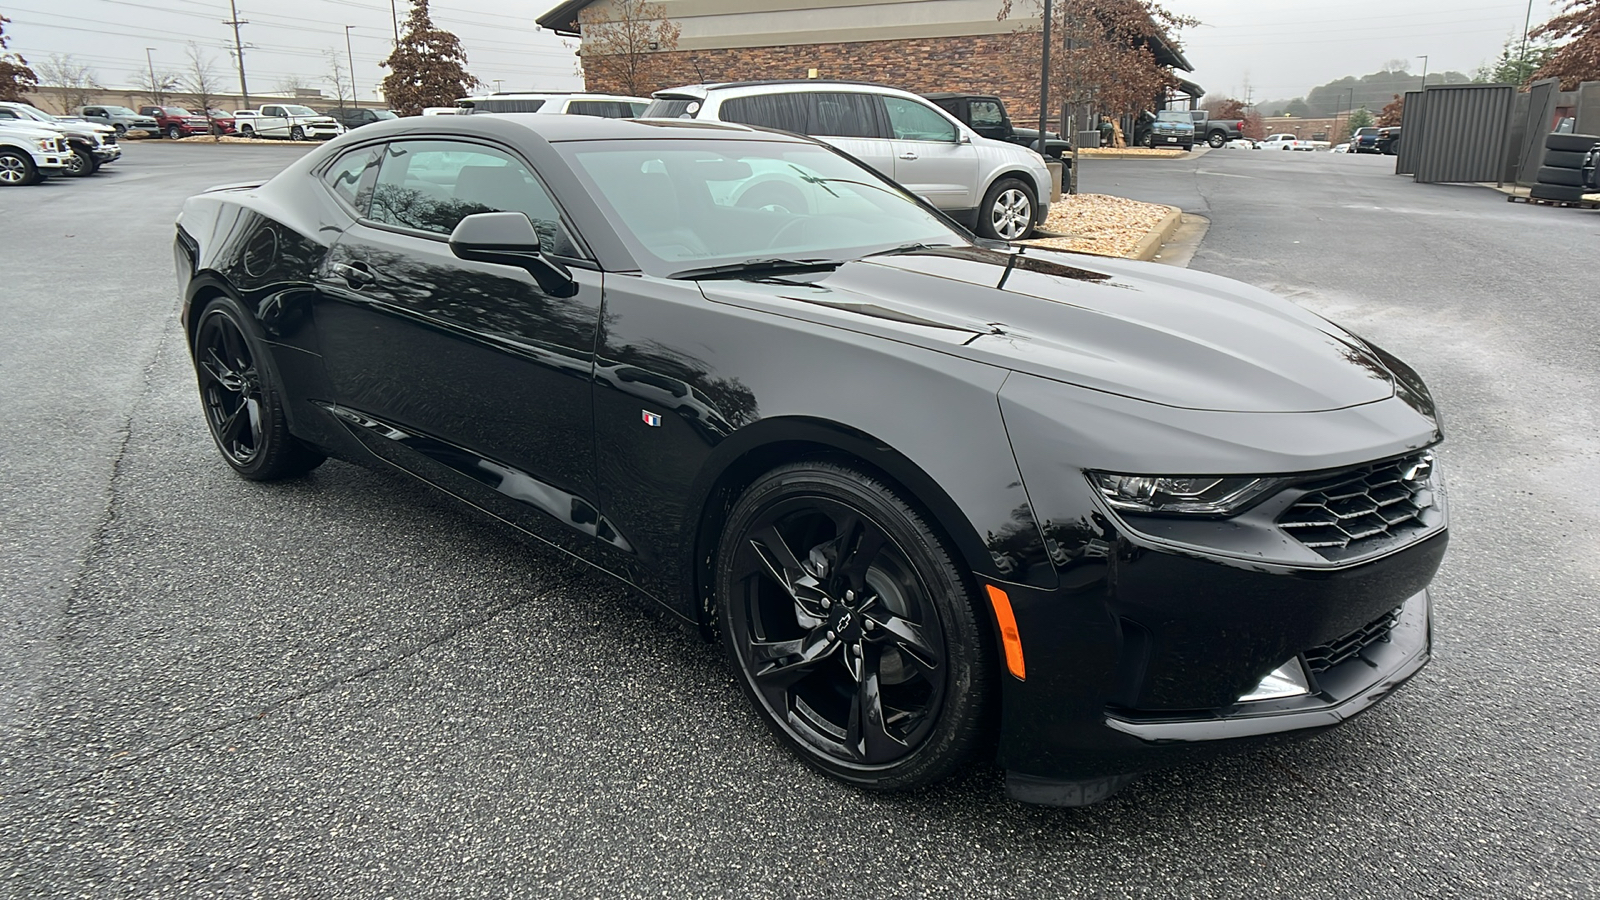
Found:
[205,109,238,135]
[138,106,214,139]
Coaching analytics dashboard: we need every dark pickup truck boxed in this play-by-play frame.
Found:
[922,93,1070,158]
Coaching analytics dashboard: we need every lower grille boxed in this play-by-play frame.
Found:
[1277,452,1437,562]
[1304,608,1401,673]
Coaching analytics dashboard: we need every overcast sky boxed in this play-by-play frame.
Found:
[2,0,1567,104]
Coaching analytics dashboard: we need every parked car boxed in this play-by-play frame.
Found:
[922,92,1070,158]
[174,114,1446,807]
[1262,133,1314,151]
[233,105,343,140]
[421,107,460,116]
[1332,143,1351,154]
[1186,110,1245,148]
[76,104,160,136]
[1147,110,1195,150]
[0,124,69,185]
[1224,138,1260,150]
[642,80,1052,240]
[0,101,119,175]
[138,106,213,139]
[455,92,648,117]
[1350,126,1381,154]
[319,107,400,130]
[1375,126,1402,156]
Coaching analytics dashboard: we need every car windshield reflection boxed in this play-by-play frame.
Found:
[562,140,965,275]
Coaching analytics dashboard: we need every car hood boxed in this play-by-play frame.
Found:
[698,245,1397,413]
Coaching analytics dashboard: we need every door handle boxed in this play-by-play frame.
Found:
[331,261,374,288]
[898,152,919,160]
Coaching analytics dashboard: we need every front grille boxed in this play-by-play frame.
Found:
[1304,608,1401,673]
[103,133,116,145]
[1277,452,1436,561]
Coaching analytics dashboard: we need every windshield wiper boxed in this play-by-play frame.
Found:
[668,257,843,280]
[865,241,959,259]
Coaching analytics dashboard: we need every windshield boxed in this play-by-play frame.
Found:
[11,106,55,122]
[1155,111,1190,122]
[105,106,138,116]
[373,110,399,120]
[562,139,962,276]
[163,107,194,116]
[283,105,317,116]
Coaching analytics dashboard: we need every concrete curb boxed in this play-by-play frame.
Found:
[1129,207,1184,261]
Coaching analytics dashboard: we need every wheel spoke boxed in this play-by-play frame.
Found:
[202,347,237,388]
[845,644,905,763]
[867,612,939,670]
[750,627,838,688]
[828,512,886,592]
[219,398,249,445]
[748,524,830,619]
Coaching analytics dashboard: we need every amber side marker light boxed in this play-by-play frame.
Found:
[984,585,1026,681]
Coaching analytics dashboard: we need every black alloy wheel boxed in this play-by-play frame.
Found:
[716,462,991,790]
[289,125,305,141]
[62,146,95,177]
[193,297,325,480]
[0,150,38,186]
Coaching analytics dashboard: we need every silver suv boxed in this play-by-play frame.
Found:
[642,81,1052,240]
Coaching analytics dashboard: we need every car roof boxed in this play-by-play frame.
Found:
[651,80,922,101]
[460,92,648,102]
[344,112,817,145]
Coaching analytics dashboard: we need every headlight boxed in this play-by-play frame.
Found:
[1087,472,1286,516]
[36,138,56,152]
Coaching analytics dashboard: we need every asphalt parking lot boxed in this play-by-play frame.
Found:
[2,141,1597,898]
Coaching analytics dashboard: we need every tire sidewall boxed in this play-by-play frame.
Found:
[977,177,1035,241]
[714,462,991,790]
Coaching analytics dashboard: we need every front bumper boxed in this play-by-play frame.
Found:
[305,125,344,140]
[93,145,122,161]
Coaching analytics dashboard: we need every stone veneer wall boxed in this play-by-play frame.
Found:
[584,32,1048,120]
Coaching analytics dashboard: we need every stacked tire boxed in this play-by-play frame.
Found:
[1531,132,1600,203]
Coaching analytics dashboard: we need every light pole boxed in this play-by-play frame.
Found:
[344,26,358,109]
[144,47,159,103]
[390,0,401,45]
[1417,55,1429,89]
[1519,0,1535,75]
[1038,0,1051,157]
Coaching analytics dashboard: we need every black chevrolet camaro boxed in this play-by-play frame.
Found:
[175,115,1447,806]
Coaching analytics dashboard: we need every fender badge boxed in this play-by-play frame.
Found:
[641,410,662,427]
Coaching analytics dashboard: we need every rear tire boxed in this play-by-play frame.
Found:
[192,296,326,481]
[240,124,255,138]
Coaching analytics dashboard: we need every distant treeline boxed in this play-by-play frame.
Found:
[1257,66,1472,118]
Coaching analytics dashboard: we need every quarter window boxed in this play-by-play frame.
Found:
[719,92,886,139]
[883,97,957,142]
[323,146,381,214]
[567,100,637,118]
[366,140,578,256]
[968,100,1005,128]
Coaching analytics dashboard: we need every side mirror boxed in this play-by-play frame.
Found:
[448,211,577,298]
[957,132,971,144]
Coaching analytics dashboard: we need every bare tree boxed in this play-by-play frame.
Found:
[35,54,101,110]
[130,67,182,106]
[181,44,224,140]
[577,0,680,97]
[324,50,352,110]
[274,73,316,97]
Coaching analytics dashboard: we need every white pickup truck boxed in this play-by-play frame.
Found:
[1263,133,1315,152]
[233,104,344,141]
[0,124,69,186]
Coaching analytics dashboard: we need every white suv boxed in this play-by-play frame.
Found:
[642,80,1052,240]
[456,92,648,117]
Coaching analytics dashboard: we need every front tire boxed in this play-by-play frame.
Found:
[62,146,95,177]
[289,125,305,141]
[1208,131,1226,148]
[715,462,992,791]
[167,124,183,140]
[977,177,1036,241]
[0,150,39,186]
[192,296,325,480]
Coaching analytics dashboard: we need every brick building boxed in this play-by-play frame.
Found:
[537,0,1195,123]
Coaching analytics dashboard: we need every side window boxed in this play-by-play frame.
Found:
[969,100,1005,128]
[719,93,810,134]
[567,100,630,118]
[322,145,382,214]
[0,110,16,120]
[809,92,885,138]
[262,106,280,117]
[884,97,957,142]
[366,139,579,257]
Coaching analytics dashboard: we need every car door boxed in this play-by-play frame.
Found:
[258,105,288,137]
[80,107,109,127]
[312,138,611,556]
[883,95,979,212]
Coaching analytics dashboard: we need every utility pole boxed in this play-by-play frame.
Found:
[225,0,250,108]
[390,0,401,45]
[1519,0,1534,75]
[344,25,358,108]
[1417,55,1429,89]
[144,47,159,103]
[1037,0,1051,158]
